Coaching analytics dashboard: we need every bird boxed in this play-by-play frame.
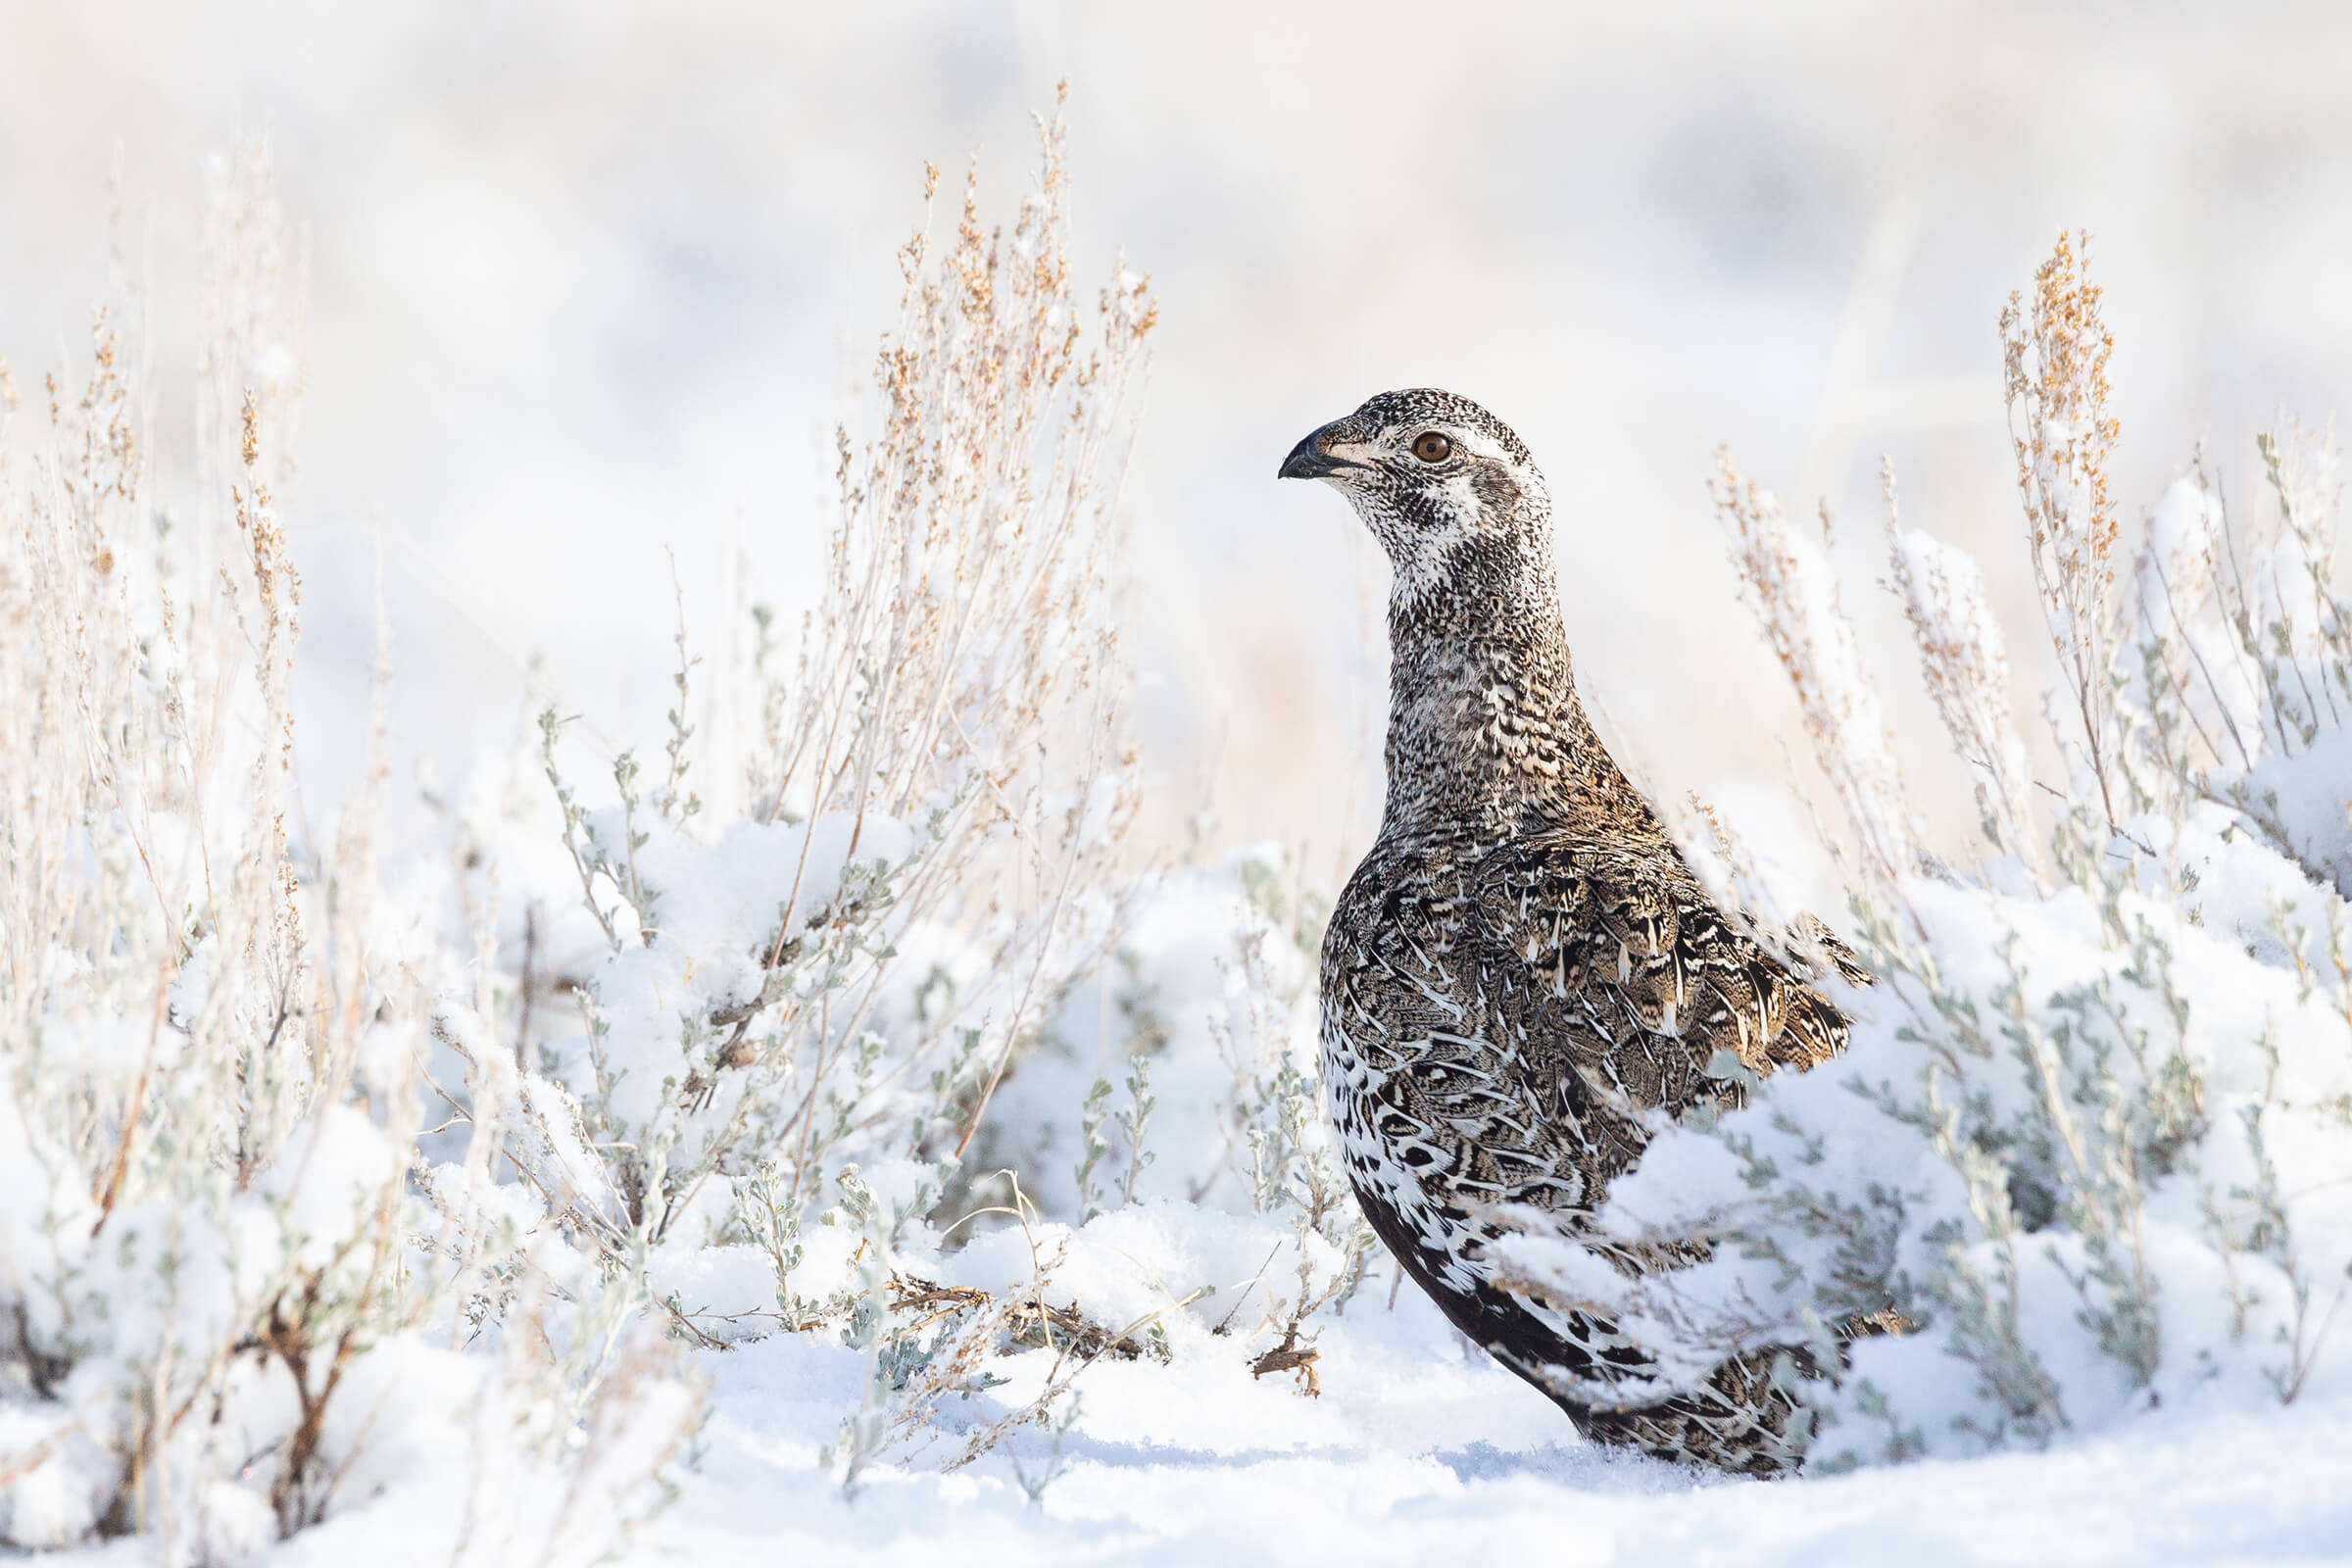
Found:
[1279,387,1864,1476]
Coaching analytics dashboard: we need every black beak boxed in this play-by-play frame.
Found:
[1279,423,1360,481]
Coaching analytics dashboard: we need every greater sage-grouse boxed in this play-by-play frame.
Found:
[1280,388,1861,1476]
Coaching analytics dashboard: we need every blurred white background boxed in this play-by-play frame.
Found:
[8,0,2352,895]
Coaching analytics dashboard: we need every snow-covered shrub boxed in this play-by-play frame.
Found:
[428,98,1251,1485]
[0,154,422,1547]
[1499,231,2352,1469]
[0,150,701,1559]
[636,832,1371,1490]
[0,105,1381,1542]
[960,846,1376,1393]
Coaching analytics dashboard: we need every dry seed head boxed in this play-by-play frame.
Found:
[1676,789,1787,933]
[2002,229,2127,825]
[730,99,1150,1176]
[2003,230,2123,611]
[1884,458,2039,875]
[1712,447,1915,887]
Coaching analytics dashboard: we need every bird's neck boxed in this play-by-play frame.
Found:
[1378,564,1631,841]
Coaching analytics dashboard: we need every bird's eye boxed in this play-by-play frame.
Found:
[1412,432,1453,464]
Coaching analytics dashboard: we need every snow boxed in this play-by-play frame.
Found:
[246,1300,2352,1567]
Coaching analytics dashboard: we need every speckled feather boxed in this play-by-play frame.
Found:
[1286,389,1860,1475]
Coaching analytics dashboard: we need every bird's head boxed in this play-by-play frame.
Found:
[1278,388,1551,607]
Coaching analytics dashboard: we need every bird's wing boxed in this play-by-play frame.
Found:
[1468,832,1851,1147]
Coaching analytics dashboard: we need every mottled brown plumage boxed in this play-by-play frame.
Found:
[1281,389,1860,1474]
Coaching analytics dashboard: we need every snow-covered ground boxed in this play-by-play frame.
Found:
[662,1341,2352,1567]
[252,1283,2352,1567]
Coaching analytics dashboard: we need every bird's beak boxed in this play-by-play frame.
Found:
[1279,421,1366,481]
